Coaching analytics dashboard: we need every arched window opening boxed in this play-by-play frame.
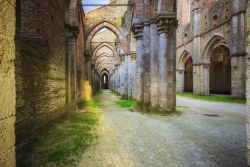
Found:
[209,45,231,95]
[101,73,109,89]
[184,57,193,92]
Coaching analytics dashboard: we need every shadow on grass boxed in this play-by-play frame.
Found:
[177,92,246,104]
[20,94,103,167]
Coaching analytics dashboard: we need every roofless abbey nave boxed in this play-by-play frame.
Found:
[1,0,250,166]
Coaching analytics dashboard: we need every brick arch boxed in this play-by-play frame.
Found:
[93,43,118,60]
[95,53,115,73]
[97,64,113,75]
[95,55,114,68]
[86,21,125,54]
[178,50,192,70]
[203,35,230,64]
[101,69,111,79]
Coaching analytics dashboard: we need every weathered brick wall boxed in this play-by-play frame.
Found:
[15,0,69,156]
[0,0,16,166]
[77,9,85,100]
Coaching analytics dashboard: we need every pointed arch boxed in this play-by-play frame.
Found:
[86,21,125,54]
[177,50,192,70]
[202,35,230,63]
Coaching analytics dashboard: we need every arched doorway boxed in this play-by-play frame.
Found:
[209,45,231,94]
[184,57,193,92]
[101,73,109,89]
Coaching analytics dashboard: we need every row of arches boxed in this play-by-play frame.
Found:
[178,37,231,95]
[84,15,131,94]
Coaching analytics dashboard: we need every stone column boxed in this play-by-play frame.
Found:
[128,55,133,99]
[115,64,118,93]
[91,64,95,94]
[143,21,151,111]
[67,25,79,102]
[176,69,184,93]
[157,15,176,112]
[192,6,207,95]
[246,0,250,163]
[230,0,246,98]
[132,23,144,106]
[118,64,121,94]
[149,19,159,111]
[131,55,137,99]
[124,54,129,99]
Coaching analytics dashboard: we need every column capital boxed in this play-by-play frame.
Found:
[67,25,79,40]
[156,14,177,34]
[132,23,144,40]
[192,7,202,14]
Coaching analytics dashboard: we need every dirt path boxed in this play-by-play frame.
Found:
[77,90,247,167]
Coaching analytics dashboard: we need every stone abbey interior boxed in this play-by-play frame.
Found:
[1,0,250,166]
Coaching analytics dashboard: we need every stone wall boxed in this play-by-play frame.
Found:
[15,0,68,145]
[0,0,17,166]
[176,0,246,98]
[246,0,250,164]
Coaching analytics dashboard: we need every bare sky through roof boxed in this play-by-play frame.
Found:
[83,0,111,13]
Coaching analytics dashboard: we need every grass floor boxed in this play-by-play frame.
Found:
[177,92,246,104]
[20,95,102,167]
[116,99,137,110]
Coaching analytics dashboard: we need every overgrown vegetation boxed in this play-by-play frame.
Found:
[20,94,103,167]
[177,92,246,104]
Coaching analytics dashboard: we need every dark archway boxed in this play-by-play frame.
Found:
[101,73,109,89]
[184,57,193,92]
[209,45,231,94]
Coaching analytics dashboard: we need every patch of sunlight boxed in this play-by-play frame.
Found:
[84,80,92,100]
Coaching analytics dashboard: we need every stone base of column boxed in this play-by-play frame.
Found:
[231,56,246,99]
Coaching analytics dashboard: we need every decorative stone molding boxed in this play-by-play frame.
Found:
[156,14,177,34]
[192,7,202,14]
[132,23,144,40]
[68,25,79,40]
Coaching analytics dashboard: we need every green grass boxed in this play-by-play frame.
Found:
[116,99,137,110]
[177,92,246,104]
[20,97,102,167]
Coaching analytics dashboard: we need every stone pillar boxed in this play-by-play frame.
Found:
[143,21,151,111]
[192,6,207,95]
[176,69,184,93]
[128,55,133,99]
[124,54,129,99]
[157,15,176,112]
[230,0,246,99]
[91,64,95,94]
[118,64,121,94]
[149,19,159,111]
[131,55,137,99]
[115,64,118,93]
[67,26,79,102]
[0,1,17,165]
[132,23,144,106]
[246,1,250,163]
